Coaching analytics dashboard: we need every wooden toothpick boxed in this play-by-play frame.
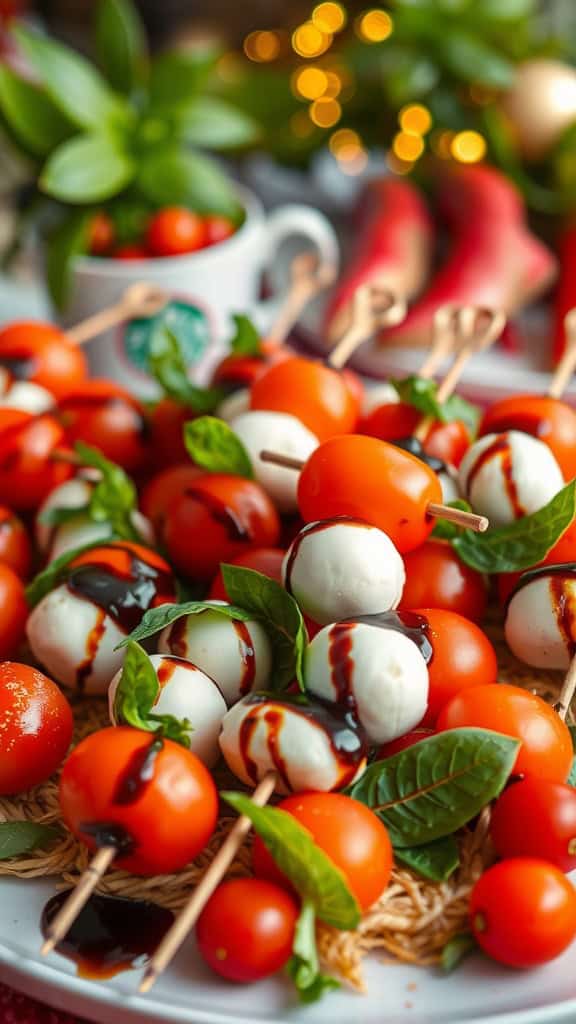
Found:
[549,310,576,400]
[554,655,576,722]
[327,281,406,370]
[41,845,116,956]
[266,252,336,347]
[66,283,169,346]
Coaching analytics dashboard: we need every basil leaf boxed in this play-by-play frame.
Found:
[453,480,576,574]
[148,327,223,413]
[567,727,576,788]
[441,933,476,973]
[114,640,192,747]
[222,793,361,930]
[137,146,241,218]
[45,209,90,310]
[221,565,307,690]
[74,442,141,542]
[229,314,261,357]
[287,901,340,1004]
[149,50,220,109]
[395,835,460,882]
[0,822,60,860]
[432,500,473,540]
[176,96,259,151]
[184,416,253,478]
[26,539,109,607]
[391,375,480,433]
[117,599,253,648]
[40,133,135,204]
[94,0,148,95]
[348,728,519,847]
[443,394,480,439]
[0,65,72,156]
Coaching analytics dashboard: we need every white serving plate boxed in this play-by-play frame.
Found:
[1,874,576,1024]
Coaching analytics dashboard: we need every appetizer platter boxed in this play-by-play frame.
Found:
[1,190,576,1024]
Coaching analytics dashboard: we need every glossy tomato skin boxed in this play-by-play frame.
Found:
[146,207,207,257]
[250,356,359,441]
[164,473,280,581]
[413,608,498,727]
[57,379,148,473]
[0,409,73,510]
[377,728,435,760]
[400,540,487,622]
[0,505,32,578]
[212,345,289,392]
[196,878,298,983]
[360,403,470,467]
[0,662,73,795]
[437,683,573,782]
[480,395,576,481]
[0,564,28,659]
[470,858,576,968]
[491,778,576,873]
[298,435,442,553]
[89,212,115,255]
[425,419,471,468]
[252,792,392,911]
[140,464,202,533]
[209,547,285,600]
[69,540,175,600]
[59,727,218,875]
[148,398,191,466]
[0,321,87,399]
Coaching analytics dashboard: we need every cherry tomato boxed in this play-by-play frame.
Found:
[0,504,31,578]
[378,728,435,760]
[0,321,87,399]
[89,212,115,256]
[250,356,358,441]
[0,564,27,658]
[480,395,576,481]
[0,662,73,795]
[164,473,280,580]
[59,726,218,875]
[148,398,190,466]
[498,519,576,606]
[196,878,298,983]
[491,777,576,873]
[140,463,202,533]
[69,539,175,604]
[209,547,285,600]
[0,409,72,509]
[253,792,392,911]
[400,540,487,622]
[341,368,364,408]
[147,207,207,257]
[58,379,148,473]
[204,215,236,247]
[298,435,442,553]
[437,683,573,782]
[361,403,471,467]
[425,419,471,468]
[470,858,576,968]
[114,245,148,260]
[212,344,289,393]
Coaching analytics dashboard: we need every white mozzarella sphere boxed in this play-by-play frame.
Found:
[283,518,405,626]
[109,654,226,767]
[37,477,153,560]
[219,694,367,794]
[26,585,126,695]
[0,371,55,414]
[438,466,461,504]
[217,388,250,423]
[459,431,563,526]
[361,383,399,417]
[304,622,429,744]
[230,410,319,513]
[158,603,272,706]
[505,572,576,669]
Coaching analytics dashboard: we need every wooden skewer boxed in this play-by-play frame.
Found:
[548,309,576,400]
[259,450,488,532]
[266,252,336,347]
[139,770,277,994]
[554,655,576,722]
[66,283,169,347]
[327,280,406,370]
[41,845,116,955]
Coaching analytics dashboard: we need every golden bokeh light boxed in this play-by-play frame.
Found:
[292,21,332,58]
[386,149,414,175]
[340,150,369,175]
[310,97,342,128]
[431,130,455,159]
[356,9,393,43]
[292,66,329,99]
[329,127,360,156]
[451,130,487,163]
[399,104,432,136]
[312,2,346,33]
[324,70,343,97]
[243,30,281,63]
[392,131,425,161]
[290,111,316,138]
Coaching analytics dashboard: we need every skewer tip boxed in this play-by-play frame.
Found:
[139,970,156,994]
[41,937,56,957]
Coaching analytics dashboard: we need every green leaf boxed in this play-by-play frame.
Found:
[45,209,90,311]
[149,50,220,108]
[0,65,72,157]
[113,640,192,746]
[184,416,253,478]
[391,376,480,432]
[40,133,135,203]
[453,480,576,574]
[176,96,259,150]
[26,539,109,607]
[348,728,519,847]
[15,24,129,130]
[568,727,576,788]
[432,500,474,541]
[287,902,340,1004]
[137,147,241,218]
[395,836,460,882]
[441,933,476,973]
[148,327,223,413]
[95,0,148,94]
[229,314,261,357]
[442,394,480,438]
[221,565,307,690]
[116,598,253,648]
[73,442,141,542]
[439,32,515,88]
[0,822,60,860]
[477,0,535,19]
[222,793,361,930]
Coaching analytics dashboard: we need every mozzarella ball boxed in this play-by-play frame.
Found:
[304,622,429,744]
[217,388,250,423]
[361,383,399,417]
[27,585,126,695]
[283,518,405,626]
[219,693,367,794]
[438,466,461,504]
[459,431,563,526]
[158,603,272,706]
[0,369,55,414]
[37,477,153,560]
[505,571,576,669]
[230,410,319,513]
[109,654,226,767]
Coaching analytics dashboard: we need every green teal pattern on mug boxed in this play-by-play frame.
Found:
[123,300,211,372]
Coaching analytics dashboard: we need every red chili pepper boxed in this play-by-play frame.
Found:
[552,223,576,365]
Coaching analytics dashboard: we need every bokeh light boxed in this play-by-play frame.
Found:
[386,149,414,175]
[324,70,343,97]
[290,111,316,138]
[292,21,332,58]
[312,2,346,33]
[399,104,432,136]
[431,130,455,159]
[310,97,342,127]
[392,131,425,161]
[356,9,393,43]
[292,66,329,99]
[451,130,486,163]
[243,30,281,62]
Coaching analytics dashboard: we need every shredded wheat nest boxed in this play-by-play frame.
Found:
[0,621,567,990]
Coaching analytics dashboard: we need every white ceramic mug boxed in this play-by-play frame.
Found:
[62,185,339,397]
